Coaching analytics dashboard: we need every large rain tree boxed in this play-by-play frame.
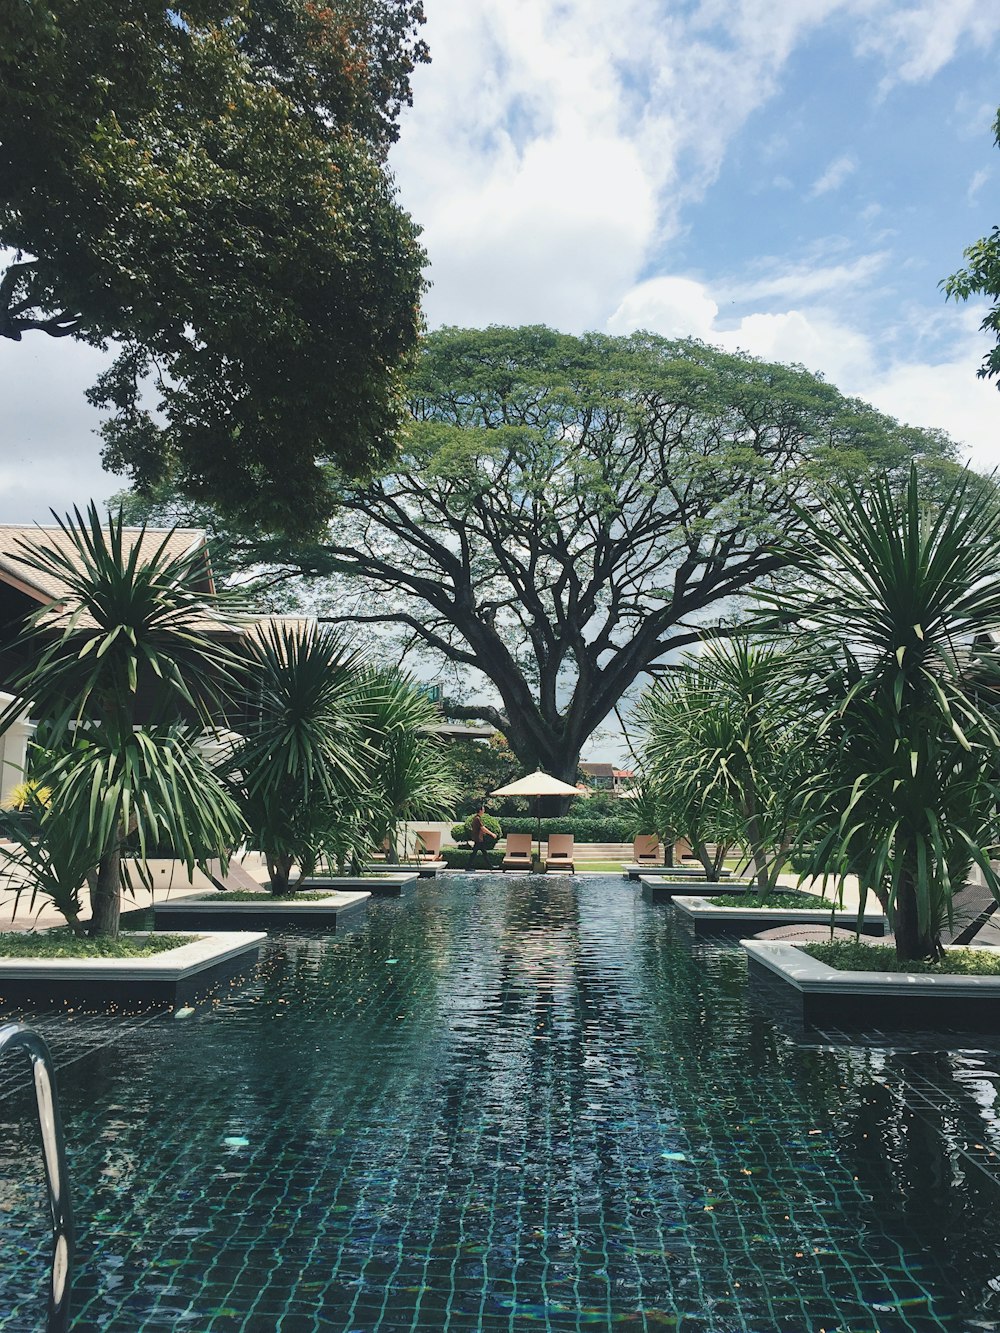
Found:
[0,0,428,533]
[255,326,954,785]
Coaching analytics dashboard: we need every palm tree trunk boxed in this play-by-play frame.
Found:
[893,862,940,962]
[266,852,295,896]
[89,851,121,938]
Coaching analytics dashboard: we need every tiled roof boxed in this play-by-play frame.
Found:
[0,524,240,635]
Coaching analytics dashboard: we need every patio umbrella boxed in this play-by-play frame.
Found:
[489,770,582,863]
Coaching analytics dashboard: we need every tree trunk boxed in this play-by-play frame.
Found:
[893,863,940,962]
[695,841,716,878]
[89,851,121,939]
[266,851,295,896]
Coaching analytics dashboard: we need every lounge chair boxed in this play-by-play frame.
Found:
[546,834,575,873]
[206,858,266,893]
[633,835,660,865]
[414,830,443,862]
[501,833,533,872]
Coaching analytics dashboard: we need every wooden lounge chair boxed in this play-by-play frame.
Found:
[633,835,660,866]
[501,833,533,872]
[546,834,575,873]
[414,830,443,862]
[206,858,266,893]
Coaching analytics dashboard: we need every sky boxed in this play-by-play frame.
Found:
[1,0,999,756]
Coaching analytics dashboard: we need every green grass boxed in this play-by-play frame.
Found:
[200,890,333,902]
[804,941,1000,975]
[707,889,827,909]
[0,930,195,959]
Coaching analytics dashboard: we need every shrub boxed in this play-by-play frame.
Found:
[441,846,505,869]
[450,813,503,845]
[499,815,638,842]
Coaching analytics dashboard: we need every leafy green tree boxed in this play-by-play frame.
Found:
[774,466,1000,962]
[227,622,370,893]
[0,507,246,937]
[0,0,427,533]
[272,326,954,785]
[943,107,1000,385]
[447,734,521,816]
[118,327,962,787]
[636,641,811,891]
[350,668,457,862]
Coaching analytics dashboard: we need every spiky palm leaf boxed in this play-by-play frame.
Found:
[0,505,247,936]
[771,464,1000,960]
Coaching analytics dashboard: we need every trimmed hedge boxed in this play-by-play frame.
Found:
[450,813,503,845]
[441,846,505,869]
[499,816,639,842]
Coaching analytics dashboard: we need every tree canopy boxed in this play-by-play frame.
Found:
[0,0,428,533]
[120,325,961,783]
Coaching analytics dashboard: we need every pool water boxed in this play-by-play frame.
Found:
[3,875,1000,1331]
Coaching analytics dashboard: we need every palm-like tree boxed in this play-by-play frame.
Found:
[636,640,812,892]
[228,622,370,893]
[775,465,1000,961]
[350,669,458,862]
[0,506,246,937]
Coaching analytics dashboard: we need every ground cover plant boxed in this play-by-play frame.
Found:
[803,941,1000,977]
[706,889,825,909]
[0,931,193,959]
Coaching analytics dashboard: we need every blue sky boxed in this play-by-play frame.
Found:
[2,0,997,522]
[389,0,1000,473]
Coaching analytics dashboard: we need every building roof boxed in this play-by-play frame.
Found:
[579,761,615,778]
[0,523,247,636]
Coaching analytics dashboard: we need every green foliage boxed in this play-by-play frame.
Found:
[236,324,957,780]
[943,108,1000,385]
[771,465,1000,962]
[447,735,521,815]
[804,941,1000,976]
[0,930,191,959]
[226,623,370,891]
[0,0,428,534]
[350,668,458,858]
[499,815,638,842]
[450,813,503,844]
[440,846,504,870]
[705,889,820,909]
[0,506,247,937]
[635,641,814,891]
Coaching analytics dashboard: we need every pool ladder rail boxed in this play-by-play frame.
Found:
[0,1023,74,1332]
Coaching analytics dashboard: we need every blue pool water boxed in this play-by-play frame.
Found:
[2,874,1000,1331]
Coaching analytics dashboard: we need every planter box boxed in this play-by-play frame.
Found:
[301,874,418,898]
[640,878,752,904]
[152,890,370,931]
[670,895,887,937]
[362,862,439,878]
[744,939,1000,1030]
[624,864,733,881]
[0,931,265,1012]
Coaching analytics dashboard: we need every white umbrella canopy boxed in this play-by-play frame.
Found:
[489,770,582,865]
[490,770,581,798]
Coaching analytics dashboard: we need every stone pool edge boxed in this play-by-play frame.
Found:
[0,930,266,1012]
[744,939,1000,1030]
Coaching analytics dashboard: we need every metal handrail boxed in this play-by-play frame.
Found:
[0,1023,74,1332]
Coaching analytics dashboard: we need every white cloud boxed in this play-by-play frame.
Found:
[607,270,1000,465]
[856,0,1000,89]
[809,153,858,198]
[968,167,991,203]
[727,250,889,302]
[0,337,121,523]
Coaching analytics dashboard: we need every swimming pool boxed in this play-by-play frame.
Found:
[2,874,1000,1331]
